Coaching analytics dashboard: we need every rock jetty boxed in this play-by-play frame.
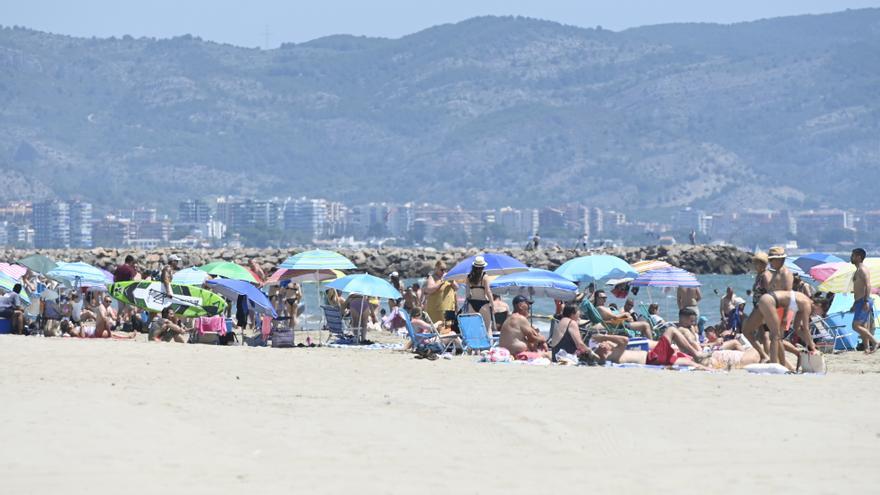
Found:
[2,245,752,278]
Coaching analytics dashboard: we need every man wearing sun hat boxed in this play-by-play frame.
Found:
[766,246,794,292]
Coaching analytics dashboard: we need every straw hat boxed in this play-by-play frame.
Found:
[752,252,768,264]
[472,255,488,268]
[767,246,786,259]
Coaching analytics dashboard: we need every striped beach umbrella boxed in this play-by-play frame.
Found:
[793,253,844,273]
[280,250,356,270]
[809,262,850,282]
[0,263,28,281]
[265,268,344,286]
[631,260,672,274]
[631,266,701,288]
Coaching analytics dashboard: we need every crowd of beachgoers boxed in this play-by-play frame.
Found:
[1,246,875,374]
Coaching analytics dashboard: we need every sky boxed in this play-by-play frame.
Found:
[4,0,880,48]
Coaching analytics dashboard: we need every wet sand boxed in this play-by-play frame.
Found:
[1,335,878,494]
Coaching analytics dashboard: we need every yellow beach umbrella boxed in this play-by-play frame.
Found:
[817,258,880,293]
[632,260,672,274]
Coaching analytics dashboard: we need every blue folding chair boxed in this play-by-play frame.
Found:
[400,309,456,354]
[457,313,493,353]
[322,305,361,343]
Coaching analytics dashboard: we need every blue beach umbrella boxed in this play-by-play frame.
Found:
[206,278,277,317]
[793,253,844,273]
[47,262,112,288]
[173,267,211,286]
[280,249,356,270]
[554,255,638,284]
[443,253,528,282]
[325,274,402,300]
[490,268,579,301]
[631,266,701,288]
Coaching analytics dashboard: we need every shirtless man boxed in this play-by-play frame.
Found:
[593,326,710,370]
[743,290,818,369]
[499,296,550,358]
[150,307,188,342]
[161,255,181,299]
[594,290,654,339]
[766,246,794,291]
[95,296,118,336]
[850,248,877,354]
[719,287,736,328]
[676,285,702,319]
[673,308,703,351]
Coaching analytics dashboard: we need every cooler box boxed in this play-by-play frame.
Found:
[0,318,12,334]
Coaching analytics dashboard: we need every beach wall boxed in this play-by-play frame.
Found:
[3,244,752,278]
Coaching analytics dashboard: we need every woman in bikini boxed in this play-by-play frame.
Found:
[742,252,773,362]
[464,256,494,337]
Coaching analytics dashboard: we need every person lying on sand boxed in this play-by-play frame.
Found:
[592,326,710,370]
[60,318,136,339]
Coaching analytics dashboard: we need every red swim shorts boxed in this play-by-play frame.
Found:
[646,335,690,366]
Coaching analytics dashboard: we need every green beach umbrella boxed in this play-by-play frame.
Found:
[0,276,30,305]
[17,254,58,275]
[197,261,258,283]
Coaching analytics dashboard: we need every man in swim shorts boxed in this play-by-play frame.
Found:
[593,326,709,370]
[850,248,877,354]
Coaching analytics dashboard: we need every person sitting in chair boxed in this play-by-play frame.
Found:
[594,290,654,339]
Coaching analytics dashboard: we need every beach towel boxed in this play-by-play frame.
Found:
[744,363,790,375]
[195,315,226,336]
[479,347,512,363]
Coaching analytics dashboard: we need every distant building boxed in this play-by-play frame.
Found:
[92,216,132,247]
[796,209,849,236]
[33,200,70,248]
[69,201,93,248]
[284,198,328,239]
[178,199,213,223]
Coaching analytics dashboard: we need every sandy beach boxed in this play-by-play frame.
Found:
[1,335,878,495]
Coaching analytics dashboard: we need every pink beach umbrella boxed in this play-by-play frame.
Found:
[808,262,849,282]
[0,263,28,281]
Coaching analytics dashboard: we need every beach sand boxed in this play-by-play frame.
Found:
[1,335,878,495]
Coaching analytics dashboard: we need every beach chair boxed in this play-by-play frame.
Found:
[400,309,456,354]
[322,304,361,343]
[579,299,637,338]
[809,313,850,352]
[457,313,493,354]
[637,303,670,335]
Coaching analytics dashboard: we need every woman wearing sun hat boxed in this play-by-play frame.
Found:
[465,255,495,336]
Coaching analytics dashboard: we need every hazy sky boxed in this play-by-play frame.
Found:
[5,0,880,48]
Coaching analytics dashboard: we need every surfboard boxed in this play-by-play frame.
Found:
[109,281,227,317]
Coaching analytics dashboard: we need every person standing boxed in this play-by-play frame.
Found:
[850,248,877,354]
[676,285,702,319]
[114,255,138,282]
[161,254,181,299]
[424,261,458,327]
[719,287,736,329]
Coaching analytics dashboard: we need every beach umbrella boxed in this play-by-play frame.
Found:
[554,255,638,284]
[817,258,880,293]
[326,274,403,300]
[631,260,672,274]
[0,263,27,281]
[18,254,57,275]
[490,268,578,301]
[793,253,844,273]
[0,277,30,305]
[206,278,277,318]
[809,262,850,282]
[173,267,211,285]
[47,262,112,288]
[280,249,356,270]
[265,268,344,286]
[631,266,701,288]
[198,261,258,283]
[443,253,528,282]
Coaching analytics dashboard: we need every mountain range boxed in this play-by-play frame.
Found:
[1,9,878,216]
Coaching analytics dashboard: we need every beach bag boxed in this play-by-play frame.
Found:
[797,351,826,374]
[272,327,294,348]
